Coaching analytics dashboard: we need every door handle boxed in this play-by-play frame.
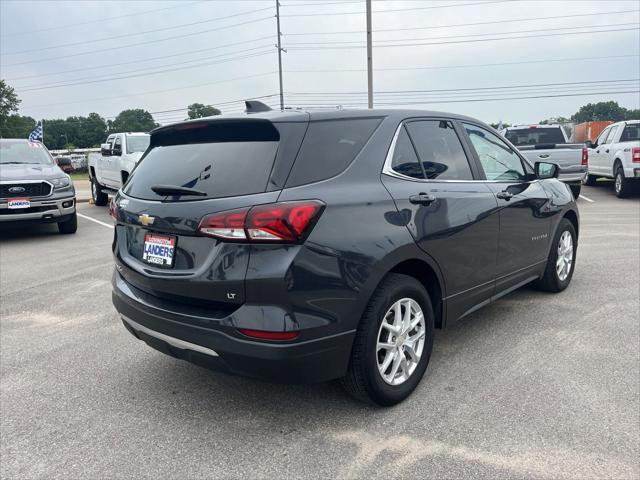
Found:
[596,150,600,154]
[409,192,436,205]
[605,149,610,153]
[496,190,514,201]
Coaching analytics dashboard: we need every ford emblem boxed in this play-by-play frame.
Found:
[8,186,26,193]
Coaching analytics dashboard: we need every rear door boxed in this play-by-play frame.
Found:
[381,118,499,321]
[461,122,552,292]
[113,118,307,307]
[589,126,612,175]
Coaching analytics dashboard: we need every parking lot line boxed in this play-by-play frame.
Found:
[578,194,595,203]
[77,212,114,229]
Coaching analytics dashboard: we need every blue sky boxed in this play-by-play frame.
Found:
[1,0,638,125]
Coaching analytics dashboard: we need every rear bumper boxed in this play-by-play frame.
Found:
[112,271,355,383]
[0,195,76,223]
[558,165,587,184]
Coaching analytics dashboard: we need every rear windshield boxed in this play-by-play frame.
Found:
[505,127,566,146]
[620,124,640,142]
[0,141,53,165]
[123,121,280,200]
[126,135,150,154]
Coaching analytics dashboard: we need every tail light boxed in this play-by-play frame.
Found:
[198,200,325,243]
[581,147,588,166]
[238,328,299,341]
[632,147,640,163]
[109,199,118,221]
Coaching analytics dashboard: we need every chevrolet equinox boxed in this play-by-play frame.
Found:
[111,108,579,406]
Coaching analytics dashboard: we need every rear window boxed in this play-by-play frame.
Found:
[123,121,280,200]
[620,124,640,142]
[126,135,150,154]
[505,127,566,146]
[285,118,381,187]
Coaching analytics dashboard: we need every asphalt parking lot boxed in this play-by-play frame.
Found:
[1,183,638,479]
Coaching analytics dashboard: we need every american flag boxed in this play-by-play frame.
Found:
[28,122,43,142]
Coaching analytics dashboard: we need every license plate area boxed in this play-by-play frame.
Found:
[142,232,176,268]
[8,198,31,209]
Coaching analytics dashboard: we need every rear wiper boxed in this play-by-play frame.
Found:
[150,184,207,196]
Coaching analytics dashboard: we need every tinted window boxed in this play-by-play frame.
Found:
[126,135,150,153]
[0,140,53,165]
[405,120,472,180]
[504,127,565,146]
[620,124,640,142]
[124,122,281,200]
[464,123,526,181]
[391,126,423,179]
[286,118,381,187]
[113,136,122,154]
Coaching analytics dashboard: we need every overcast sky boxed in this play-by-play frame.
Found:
[1,0,638,125]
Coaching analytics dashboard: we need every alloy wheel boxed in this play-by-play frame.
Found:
[376,298,426,386]
[556,230,574,282]
[615,172,622,194]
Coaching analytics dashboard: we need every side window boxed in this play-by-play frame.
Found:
[463,123,526,181]
[596,127,610,146]
[106,135,115,149]
[113,136,122,155]
[405,120,473,180]
[604,126,619,144]
[390,126,423,179]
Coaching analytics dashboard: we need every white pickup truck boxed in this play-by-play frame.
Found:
[503,125,587,198]
[583,120,640,198]
[88,132,150,205]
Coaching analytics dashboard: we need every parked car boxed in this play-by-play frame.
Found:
[0,139,77,234]
[110,108,579,406]
[55,155,73,173]
[88,132,150,205]
[583,120,640,197]
[503,124,587,199]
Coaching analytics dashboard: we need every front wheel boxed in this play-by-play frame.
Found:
[342,273,435,406]
[58,212,77,234]
[91,177,108,206]
[614,167,632,198]
[582,172,597,186]
[534,218,576,293]
[569,184,581,199]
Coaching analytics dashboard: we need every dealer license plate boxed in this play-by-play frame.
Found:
[8,198,31,209]
[142,233,176,268]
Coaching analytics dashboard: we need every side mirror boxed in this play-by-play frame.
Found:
[535,161,559,179]
[100,143,112,156]
[585,140,595,149]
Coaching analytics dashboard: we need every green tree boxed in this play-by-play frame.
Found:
[109,109,157,132]
[187,103,221,119]
[0,80,21,124]
[571,101,629,123]
[0,115,36,138]
[539,116,571,125]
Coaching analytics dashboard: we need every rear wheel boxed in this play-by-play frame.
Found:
[57,212,77,234]
[569,184,581,199]
[91,177,108,206]
[342,273,434,406]
[614,167,632,198]
[582,171,597,186]
[534,218,576,293]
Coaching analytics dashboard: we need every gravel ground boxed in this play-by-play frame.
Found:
[1,183,638,479]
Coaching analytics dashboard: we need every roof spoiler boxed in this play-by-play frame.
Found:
[245,100,272,114]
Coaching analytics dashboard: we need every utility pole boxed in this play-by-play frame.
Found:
[275,0,285,110]
[366,0,373,109]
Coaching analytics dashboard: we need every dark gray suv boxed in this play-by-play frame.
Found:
[0,139,77,234]
[111,109,579,405]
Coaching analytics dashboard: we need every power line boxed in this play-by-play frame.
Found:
[1,24,273,68]
[15,49,274,92]
[1,8,274,56]
[0,1,206,37]
[282,9,639,36]
[281,0,513,17]
[285,54,639,73]
[287,26,639,50]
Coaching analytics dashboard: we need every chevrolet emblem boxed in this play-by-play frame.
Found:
[138,214,155,226]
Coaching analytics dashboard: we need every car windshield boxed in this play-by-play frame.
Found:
[505,127,566,146]
[126,135,150,154]
[0,141,53,165]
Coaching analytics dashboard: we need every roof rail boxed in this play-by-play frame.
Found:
[245,100,272,114]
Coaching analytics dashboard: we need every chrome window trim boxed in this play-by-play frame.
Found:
[0,179,54,198]
[382,123,535,184]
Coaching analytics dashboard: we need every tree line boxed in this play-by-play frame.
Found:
[0,80,221,149]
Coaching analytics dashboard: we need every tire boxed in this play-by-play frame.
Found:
[91,177,108,206]
[569,184,581,199]
[58,212,77,234]
[614,167,632,198]
[582,172,597,186]
[534,218,576,293]
[342,273,435,406]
